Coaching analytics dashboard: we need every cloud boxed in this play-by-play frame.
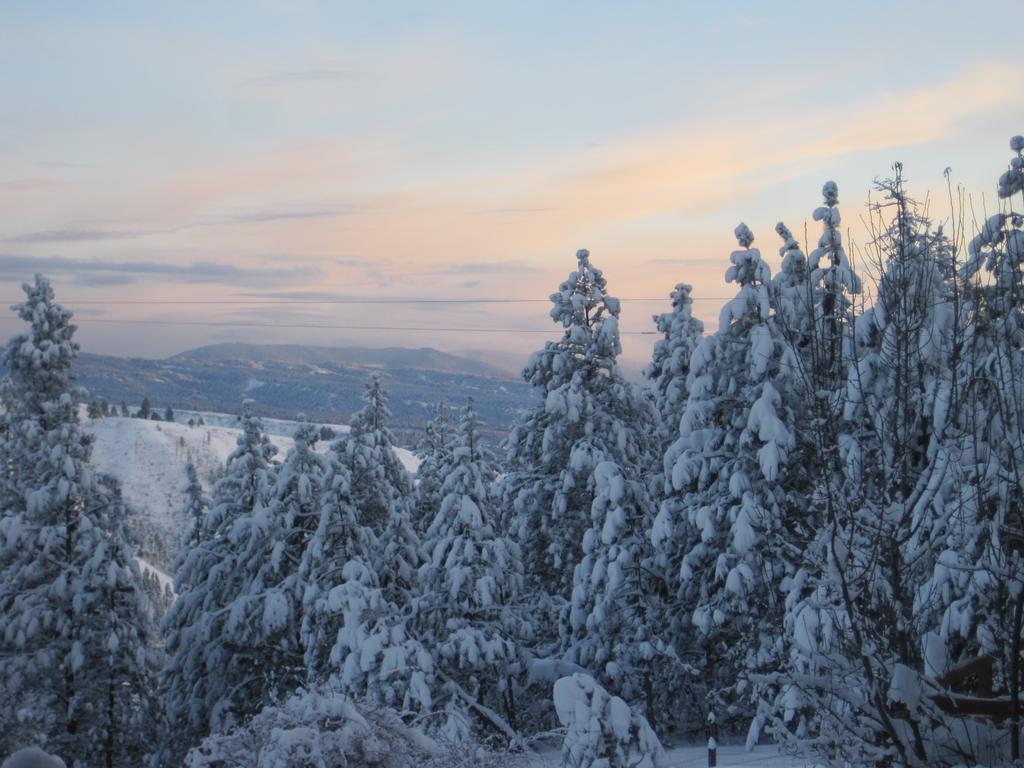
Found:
[2,223,190,244]
[0,178,60,191]
[242,68,364,87]
[646,257,726,267]
[416,261,543,276]
[474,207,557,215]
[0,254,321,287]
[217,209,345,225]
[2,208,344,243]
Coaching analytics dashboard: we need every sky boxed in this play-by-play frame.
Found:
[1,1,1022,375]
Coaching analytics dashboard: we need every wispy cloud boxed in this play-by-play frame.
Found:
[2,226,170,244]
[646,257,725,267]
[217,208,344,225]
[474,207,557,215]
[0,254,321,287]
[242,68,364,87]
[0,178,61,191]
[416,261,543,276]
[2,208,345,243]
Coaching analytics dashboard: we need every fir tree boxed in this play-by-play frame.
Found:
[416,399,523,738]
[644,283,704,447]
[0,275,154,764]
[180,463,209,549]
[501,249,658,602]
[767,169,964,765]
[808,182,862,378]
[340,373,414,535]
[157,400,277,761]
[299,434,433,717]
[656,225,801,731]
[220,420,329,712]
[567,459,672,724]
[770,222,814,358]
[413,401,456,531]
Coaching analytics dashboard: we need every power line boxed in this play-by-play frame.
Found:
[0,316,660,335]
[3,296,737,306]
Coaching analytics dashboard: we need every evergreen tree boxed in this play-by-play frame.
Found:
[644,283,704,446]
[340,373,414,535]
[157,400,277,762]
[937,135,1024,761]
[770,222,815,359]
[416,399,523,738]
[656,225,802,732]
[554,673,664,768]
[78,477,158,768]
[767,169,964,765]
[164,406,174,423]
[138,398,151,420]
[567,459,672,724]
[180,463,209,548]
[0,275,154,765]
[501,249,658,601]
[215,420,329,716]
[299,434,433,717]
[808,182,862,379]
[413,401,457,531]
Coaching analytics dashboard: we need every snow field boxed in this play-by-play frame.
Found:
[85,413,420,570]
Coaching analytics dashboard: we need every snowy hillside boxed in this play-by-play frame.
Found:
[85,414,420,570]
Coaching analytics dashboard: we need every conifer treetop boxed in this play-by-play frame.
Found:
[2,274,80,415]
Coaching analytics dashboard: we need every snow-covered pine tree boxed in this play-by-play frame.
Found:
[875,137,1024,765]
[213,420,330,728]
[340,373,414,535]
[75,476,158,768]
[0,275,153,765]
[413,401,456,531]
[947,136,1024,760]
[501,249,658,603]
[808,182,862,379]
[338,378,422,626]
[553,673,664,768]
[299,434,433,719]
[157,400,277,762]
[767,168,965,766]
[567,458,675,726]
[743,199,864,752]
[181,463,209,548]
[655,225,802,733]
[644,283,705,447]
[770,222,815,361]
[416,399,524,739]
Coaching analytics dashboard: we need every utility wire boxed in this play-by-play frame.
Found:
[0,316,660,335]
[5,296,736,305]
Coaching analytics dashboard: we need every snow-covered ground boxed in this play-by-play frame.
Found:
[85,413,420,569]
[653,744,809,767]
[525,744,808,767]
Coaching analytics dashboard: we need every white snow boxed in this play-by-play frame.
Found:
[85,413,420,567]
[531,743,808,767]
[136,556,175,594]
[1,749,67,768]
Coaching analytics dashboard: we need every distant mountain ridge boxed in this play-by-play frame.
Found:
[172,342,508,378]
[72,343,534,438]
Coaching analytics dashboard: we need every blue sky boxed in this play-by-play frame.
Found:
[1,2,1021,371]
